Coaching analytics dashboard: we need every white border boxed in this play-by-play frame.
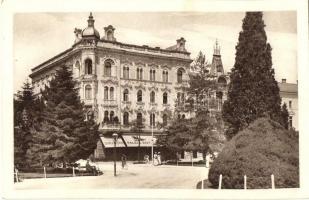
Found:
[1,0,308,199]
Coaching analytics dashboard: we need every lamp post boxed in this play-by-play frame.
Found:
[112,132,118,177]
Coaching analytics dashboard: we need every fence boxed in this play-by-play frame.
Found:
[199,174,276,189]
[14,166,78,183]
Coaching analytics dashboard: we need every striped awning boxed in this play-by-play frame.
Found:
[122,135,157,147]
[100,136,126,148]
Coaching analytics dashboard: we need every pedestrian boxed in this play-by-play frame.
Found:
[158,152,161,165]
[153,152,158,166]
[144,154,149,164]
[121,154,127,169]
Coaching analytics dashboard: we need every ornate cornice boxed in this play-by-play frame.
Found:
[148,63,159,69]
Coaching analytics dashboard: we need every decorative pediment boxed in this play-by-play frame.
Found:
[121,59,132,66]
[161,64,172,70]
[134,106,146,114]
[135,61,145,67]
[100,77,118,85]
[148,63,159,69]
[161,86,171,93]
[147,108,159,115]
[148,86,158,91]
[135,84,146,91]
[121,83,133,90]
[121,105,133,114]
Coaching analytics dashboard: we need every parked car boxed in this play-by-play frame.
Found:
[75,159,103,175]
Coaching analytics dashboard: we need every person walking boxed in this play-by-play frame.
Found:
[121,154,127,169]
[158,152,162,165]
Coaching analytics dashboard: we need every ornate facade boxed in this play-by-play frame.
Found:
[29,13,192,160]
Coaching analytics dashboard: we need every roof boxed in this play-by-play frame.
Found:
[278,82,298,94]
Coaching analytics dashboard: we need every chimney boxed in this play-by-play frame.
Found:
[282,78,286,83]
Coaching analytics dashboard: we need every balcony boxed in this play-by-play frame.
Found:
[83,98,96,106]
[81,74,97,80]
[102,100,118,108]
[101,76,118,84]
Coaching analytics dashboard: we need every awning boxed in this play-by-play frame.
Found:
[122,135,157,147]
[100,136,126,148]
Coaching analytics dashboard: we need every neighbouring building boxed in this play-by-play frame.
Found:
[278,79,298,130]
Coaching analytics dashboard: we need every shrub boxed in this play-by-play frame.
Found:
[208,117,299,189]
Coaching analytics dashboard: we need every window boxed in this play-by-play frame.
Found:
[110,87,114,100]
[150,113,155,126]
[137,113,143,125]
[103,111,109,123]
[137,68,143,80]
[182,114,185,119]
[289,100,292,109]
[150,91,155,103]
[163,70,168,82]
[104,86,109,100]
[104,61,112,76]
[137,90,142,102]
[87,111,93,121]
[163,114,168,126]
[123,112,129,125]
[85,59,92,74]
[110,111,115,122]
[163,92,168,104]
[193,151,197,158]
[85,85,92,99]
[75,61,81,77]
[177,68,184,83]
[123,66,129,79]
[289,116,293,129]
[150,69,156,81]
[123,89,129,102]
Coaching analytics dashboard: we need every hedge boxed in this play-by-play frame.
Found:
[208,117,299,189]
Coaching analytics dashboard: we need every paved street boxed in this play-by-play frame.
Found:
[15,162,209,189]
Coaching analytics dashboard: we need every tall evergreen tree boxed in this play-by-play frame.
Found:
[222,12,282,139]
[26,66,99,166]
[14,80,42,167]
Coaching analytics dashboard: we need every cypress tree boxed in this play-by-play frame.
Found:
[27,66,99,166]
[222,12,282,139]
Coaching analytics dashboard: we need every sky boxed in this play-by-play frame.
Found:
[13,11,297,92]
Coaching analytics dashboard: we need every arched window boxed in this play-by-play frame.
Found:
[137,68,143,80]
[150,69,156,81]
[123,112,129,125]
[163,70,168,82]
[85,85,92,99]
[177,68,184,83]
[110,87,114,100]
[110,111,114,123]
[103,111,109,123]
[85,59,92,75]
[123,66,129,79]
[182,114,185,119]
[137,90,142,102]
[137,113,143,125]
[75,61,81,77]
[104,86,109,100]
[163,114,168,126]
[163,92,168,104]
[150,113,155,126]
[123,89,129,102]
[150,91,155,103]
[104,61,112,76]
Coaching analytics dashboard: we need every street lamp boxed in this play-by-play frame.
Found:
[112,132,118,177]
